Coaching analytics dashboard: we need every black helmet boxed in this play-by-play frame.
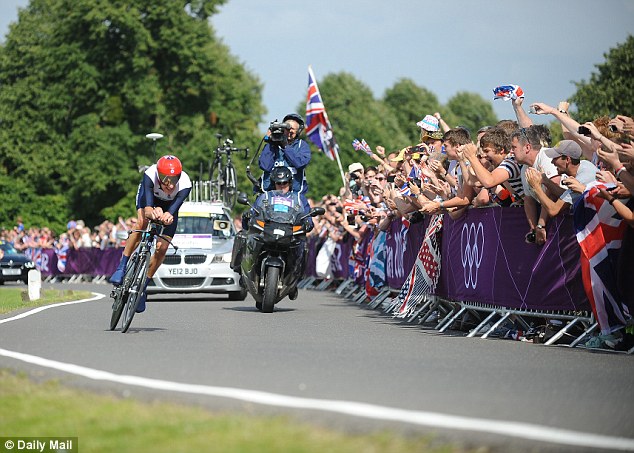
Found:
[271,166,293,184]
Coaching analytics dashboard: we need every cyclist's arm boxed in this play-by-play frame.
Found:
[283,140,311,168]
[167,187,192,216]
[258,144,276,171]
[142,174,156,207]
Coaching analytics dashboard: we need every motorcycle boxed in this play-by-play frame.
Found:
[236,191,324,312]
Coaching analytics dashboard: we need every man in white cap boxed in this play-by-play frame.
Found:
[525,140,598,217]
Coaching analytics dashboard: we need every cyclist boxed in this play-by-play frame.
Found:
[259,113,311,196]
[231,166,312,276]
[110,155,192,312]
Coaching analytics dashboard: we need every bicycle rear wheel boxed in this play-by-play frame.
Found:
[222,163,238,208]
[109,253,139,330]
[121,251,150,333]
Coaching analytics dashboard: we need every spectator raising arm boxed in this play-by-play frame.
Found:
[434,112,451,133]
[512,96,532,129]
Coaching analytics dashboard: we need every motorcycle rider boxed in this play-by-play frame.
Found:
[259,113,311,195]
[230,166,312,293]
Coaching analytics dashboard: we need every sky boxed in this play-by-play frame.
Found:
[1,0,633,131]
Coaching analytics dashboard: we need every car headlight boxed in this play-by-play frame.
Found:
[211,253,232,264]
[24,261,35,269]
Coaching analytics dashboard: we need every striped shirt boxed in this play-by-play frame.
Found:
[498,155,524,198]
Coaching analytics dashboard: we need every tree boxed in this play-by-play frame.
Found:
[444,91,498,136]
[570,35,634,121]
[0,0,264,230]
[382,78,441,144]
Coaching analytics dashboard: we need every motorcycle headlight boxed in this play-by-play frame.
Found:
[24,261,35,269]
[212,253,232,264]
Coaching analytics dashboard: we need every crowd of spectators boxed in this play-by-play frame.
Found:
[0,216,138,251]
[306,97,634,350]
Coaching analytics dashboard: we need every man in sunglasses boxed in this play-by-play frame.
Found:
[110,155,192,313]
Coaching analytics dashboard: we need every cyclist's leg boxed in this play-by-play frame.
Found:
[134,235,169,313]
[148,236,170,278]
[110,206,147,284]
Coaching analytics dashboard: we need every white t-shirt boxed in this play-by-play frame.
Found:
[560,160,598,205]
[520,149,559,201]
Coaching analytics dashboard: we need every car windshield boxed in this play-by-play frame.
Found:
[175,215,234,238]
[0,242,19,255]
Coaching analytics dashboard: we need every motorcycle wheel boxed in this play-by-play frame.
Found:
[262,266,279,313]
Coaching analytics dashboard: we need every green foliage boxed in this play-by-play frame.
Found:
[444,91,498,136]
[0,174,70,233]
[0,0,264,228]
[548,121,565,147]
[383,78,441,143]
[570,35,634,121]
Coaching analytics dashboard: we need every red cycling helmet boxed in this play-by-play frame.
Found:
[157,155,182,183]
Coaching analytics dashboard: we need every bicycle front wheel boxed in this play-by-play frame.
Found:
[222,164,238,208]
[109,253,139,330]
[121,251,150,333]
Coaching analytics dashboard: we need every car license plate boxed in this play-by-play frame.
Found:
[167,268,198,275]
[2,269,21,276]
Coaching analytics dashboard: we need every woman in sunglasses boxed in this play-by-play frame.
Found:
[110,155,192,313]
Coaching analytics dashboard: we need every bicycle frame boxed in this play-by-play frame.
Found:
[110,220,177,333]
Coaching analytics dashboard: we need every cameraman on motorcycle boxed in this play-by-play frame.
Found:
[259,113,311,196]
[231,166,313,276]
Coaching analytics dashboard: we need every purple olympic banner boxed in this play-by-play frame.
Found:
[28,248,123,277]
[305,237,351,280]
[435,207,589,311]
[384,219,426,289]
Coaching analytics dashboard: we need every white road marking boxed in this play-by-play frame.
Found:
[1,295,633,451]
[0,293,105,325]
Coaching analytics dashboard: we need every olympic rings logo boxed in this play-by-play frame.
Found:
[460,222,485,289]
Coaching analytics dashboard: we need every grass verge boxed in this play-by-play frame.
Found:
[0,369,474,453]
[0,287,94,314]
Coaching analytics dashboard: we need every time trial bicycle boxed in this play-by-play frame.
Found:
[109,219,177,333]
[208,133,248,209]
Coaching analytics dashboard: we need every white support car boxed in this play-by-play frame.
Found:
[147,201,247,300]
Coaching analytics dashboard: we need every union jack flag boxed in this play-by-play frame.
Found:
[493,84,524,101]
[55,243,69,273]
[365,230,387,299]
[408,163,422,180]
[397,183,412,197]
[393,214,443,317]
[352,138,373,157]
[573,182,630,335]
[306,66,338,161]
